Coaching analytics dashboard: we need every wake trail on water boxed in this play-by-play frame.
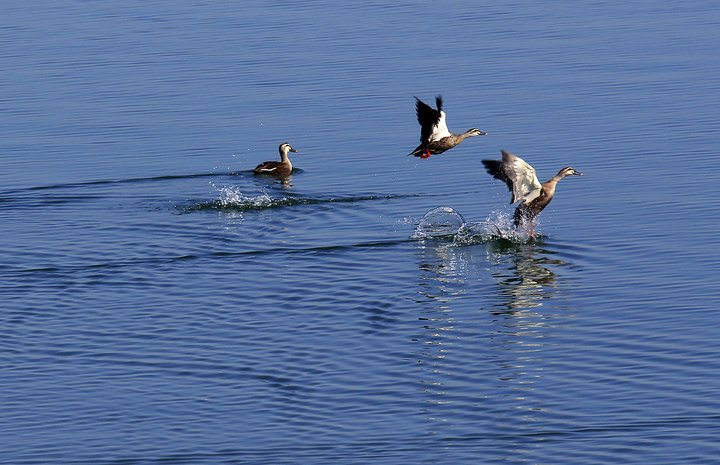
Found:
[184,184,425,213]
[1,172,238,196]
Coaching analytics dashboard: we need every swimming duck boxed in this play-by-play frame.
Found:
[482,150,583,231]
[409,95,487,158]
[253,143,298,177]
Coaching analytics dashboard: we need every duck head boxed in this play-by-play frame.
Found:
[464,128,488,137]
[558,166,583,178]
[279,143,298,155]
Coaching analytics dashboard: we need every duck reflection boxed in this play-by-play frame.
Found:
[485,240,566,312]
[415,241,473,305]
[414,238,568,310]
[412,238,575,451]
[253,172,294,188]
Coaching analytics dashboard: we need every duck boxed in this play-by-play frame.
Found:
[482,150,583,231]
[409,95,487,158]
[253,143,298,177]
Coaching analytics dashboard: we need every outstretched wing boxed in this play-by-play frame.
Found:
[482,150,542,204]
[415,96,442,144]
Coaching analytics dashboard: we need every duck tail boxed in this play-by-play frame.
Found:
[408,145,425,157]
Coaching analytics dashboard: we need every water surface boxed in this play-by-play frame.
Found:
[2,1,720,464]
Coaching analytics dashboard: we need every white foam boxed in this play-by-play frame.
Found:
[413,207,536,244]
[211,184,275,209]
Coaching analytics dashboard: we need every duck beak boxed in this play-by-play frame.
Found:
[291,148,298,152]
[575,171,584,176]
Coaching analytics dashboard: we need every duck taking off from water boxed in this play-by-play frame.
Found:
[409,95,487,159]
[482,150,583,232]
[253,143,298,177]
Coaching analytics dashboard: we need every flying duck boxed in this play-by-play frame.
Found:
[253,143,298,177]
[482,150,583,231]
[409,95,487,158]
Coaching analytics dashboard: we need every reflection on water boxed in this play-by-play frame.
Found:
[413,238,571,312]
[414,241,472,305]
[412,238,576,454]
[485,240,565,312]
[252,171,294,189]
[3,0,719,461]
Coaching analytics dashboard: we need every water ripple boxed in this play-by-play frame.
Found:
[185,187,421,213]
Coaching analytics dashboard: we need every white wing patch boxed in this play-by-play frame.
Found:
[255,164,278,172]
[505,152,542,204]
[429,111,452,142]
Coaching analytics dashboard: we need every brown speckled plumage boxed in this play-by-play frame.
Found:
[482,150,583,229]
[409,96,487,158]
[253,143,298,177]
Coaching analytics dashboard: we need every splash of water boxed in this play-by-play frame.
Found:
[455,211,535,245]
[180,183,290,215]
[412,207,466,239]
[413,207,536,244]
[214,185,275,209]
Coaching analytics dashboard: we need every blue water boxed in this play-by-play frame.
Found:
[2,2,720,464]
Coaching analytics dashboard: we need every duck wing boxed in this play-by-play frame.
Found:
[482,150,542,204]
[416,96,444,144]
[253,161,280,173]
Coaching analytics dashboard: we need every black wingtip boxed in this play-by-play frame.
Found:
[482,158,515,199]
[435,95,443,112]
[481,159,499,175]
